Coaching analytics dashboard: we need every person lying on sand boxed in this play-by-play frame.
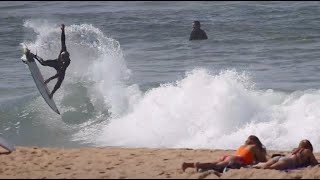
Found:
[182,135,268,173]
[252,139,318,170]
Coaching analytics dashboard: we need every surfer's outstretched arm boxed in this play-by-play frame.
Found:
[60,24,67,53]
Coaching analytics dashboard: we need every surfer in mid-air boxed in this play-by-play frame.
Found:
[33,24,71,99]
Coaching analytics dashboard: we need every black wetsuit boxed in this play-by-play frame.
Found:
[189,28,208,40]
[34,28,71,98]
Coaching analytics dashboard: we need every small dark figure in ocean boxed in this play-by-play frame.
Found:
[33,24,71,99]
[189,21,208,41]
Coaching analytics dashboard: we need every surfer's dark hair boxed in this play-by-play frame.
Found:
[194,21,201,27]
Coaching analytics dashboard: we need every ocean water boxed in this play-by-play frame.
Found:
[1,1,320,151]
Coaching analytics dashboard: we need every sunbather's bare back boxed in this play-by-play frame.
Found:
[293,148,318,167]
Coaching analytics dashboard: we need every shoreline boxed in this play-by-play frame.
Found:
[0,146,320,179]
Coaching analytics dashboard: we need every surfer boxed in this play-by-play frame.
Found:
[189,21,208,41]
[33,24,71,99]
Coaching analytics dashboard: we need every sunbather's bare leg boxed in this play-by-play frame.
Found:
[268,161,290,170]
[194,162,219,171]
[252,159,276,169]
[195,157,237,172]
[251,162,266,169]
[182,162,196,172]
[254,155,288,169]
[213,170,222,177]
[182,156,242,172]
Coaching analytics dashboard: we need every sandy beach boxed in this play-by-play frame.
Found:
[0,147,319,179]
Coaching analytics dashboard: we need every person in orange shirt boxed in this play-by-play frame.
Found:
[181,135,268,173]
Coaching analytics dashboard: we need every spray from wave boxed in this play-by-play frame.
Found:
[91,68,320,152]
[7,19,141,146]
[13,19,320,152]
[22,20,139,118]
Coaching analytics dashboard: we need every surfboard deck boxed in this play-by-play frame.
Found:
[21,48,60,115]
[0,137,15,152]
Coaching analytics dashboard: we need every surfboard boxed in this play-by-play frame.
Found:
[21,48,60,115]
[0,136,15,152]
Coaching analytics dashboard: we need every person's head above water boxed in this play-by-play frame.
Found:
[189,21,208,40]
[193,21,201,30]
